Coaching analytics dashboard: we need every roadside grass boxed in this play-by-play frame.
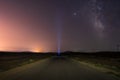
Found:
[0,56,48,72]
[73,57,120,78]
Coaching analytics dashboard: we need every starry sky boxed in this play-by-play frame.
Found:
[0,0,120,52]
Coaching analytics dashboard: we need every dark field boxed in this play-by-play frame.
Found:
[62,52,120,77]
[0,52,54,72]
[0,51,120,78]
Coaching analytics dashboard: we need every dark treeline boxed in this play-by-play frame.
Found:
[0,51,120,58]
[61,51,120,58]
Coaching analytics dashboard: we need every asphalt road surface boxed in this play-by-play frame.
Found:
[0,56,119,80]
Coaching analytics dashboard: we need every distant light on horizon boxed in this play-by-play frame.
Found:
[30,47,43,53]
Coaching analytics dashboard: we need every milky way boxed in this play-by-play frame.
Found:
[90,0,105,38]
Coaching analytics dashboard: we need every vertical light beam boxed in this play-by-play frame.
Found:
[56,10,62,56]
[57,23,61,56]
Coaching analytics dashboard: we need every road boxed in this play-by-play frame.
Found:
[0,56,119,80]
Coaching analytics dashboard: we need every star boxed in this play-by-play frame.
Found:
[73,12,77,16]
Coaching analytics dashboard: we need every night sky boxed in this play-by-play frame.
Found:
[0,0,120,52]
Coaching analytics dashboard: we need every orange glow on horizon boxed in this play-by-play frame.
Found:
[31,47,42,53]
[0,2,51,52]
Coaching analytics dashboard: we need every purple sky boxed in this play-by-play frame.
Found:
[0,0,120,52]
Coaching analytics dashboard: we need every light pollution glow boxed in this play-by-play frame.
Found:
[0,1,49,52]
